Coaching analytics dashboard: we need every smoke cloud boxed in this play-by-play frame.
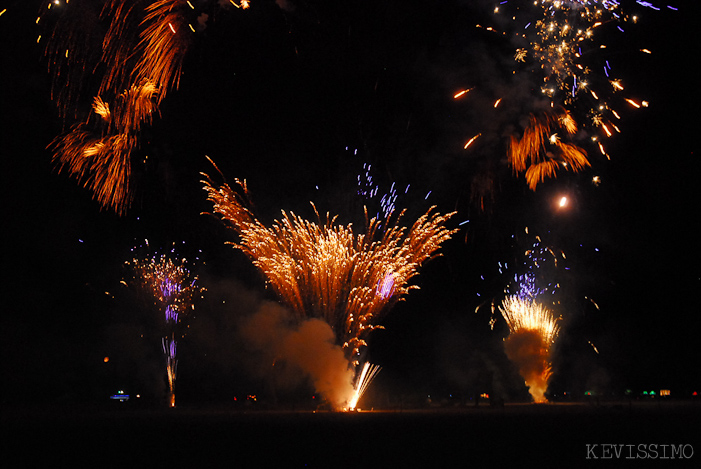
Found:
[274,0,295,13]
[503,330,552,403]
[239,301,354,409]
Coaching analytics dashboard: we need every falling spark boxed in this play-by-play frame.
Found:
[356,162,407,222]
[453,88,473,99]
[585,296,600,310]
[588,340,600,354]
[597,141,607,157]
[464,133,481,149]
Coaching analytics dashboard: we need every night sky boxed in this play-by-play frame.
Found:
[1,0,698,407]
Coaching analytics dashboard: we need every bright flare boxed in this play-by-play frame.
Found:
[347,362,381,410]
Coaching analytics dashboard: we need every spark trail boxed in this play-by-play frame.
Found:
[356,161,413,224]
[347,362,381,411]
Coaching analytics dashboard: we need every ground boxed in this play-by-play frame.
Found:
[3,401,699,467]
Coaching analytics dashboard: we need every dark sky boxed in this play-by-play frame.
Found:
[1,0,698,406]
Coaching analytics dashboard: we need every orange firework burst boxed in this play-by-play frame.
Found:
[508,109,589,190]
[463,1,651,197]
[202,159,456,362]
[50,125,137,215]
[499,296,560,403]
[42,0,196,214]
[49,79,159,215]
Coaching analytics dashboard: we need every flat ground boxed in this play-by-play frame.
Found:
[3,401,699,467]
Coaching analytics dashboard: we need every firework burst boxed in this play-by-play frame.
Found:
[40,0,191,214]
[49,80,159,215]
[473,226,569,400]
[462,1,667,192]
[39,0,245,214]
[499,296,560,403]
[500,296,560,348]
[128,247,205,407]
[508,109,590,190]
[201,159,457,363]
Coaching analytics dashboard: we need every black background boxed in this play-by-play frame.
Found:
[1,0,698,408]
